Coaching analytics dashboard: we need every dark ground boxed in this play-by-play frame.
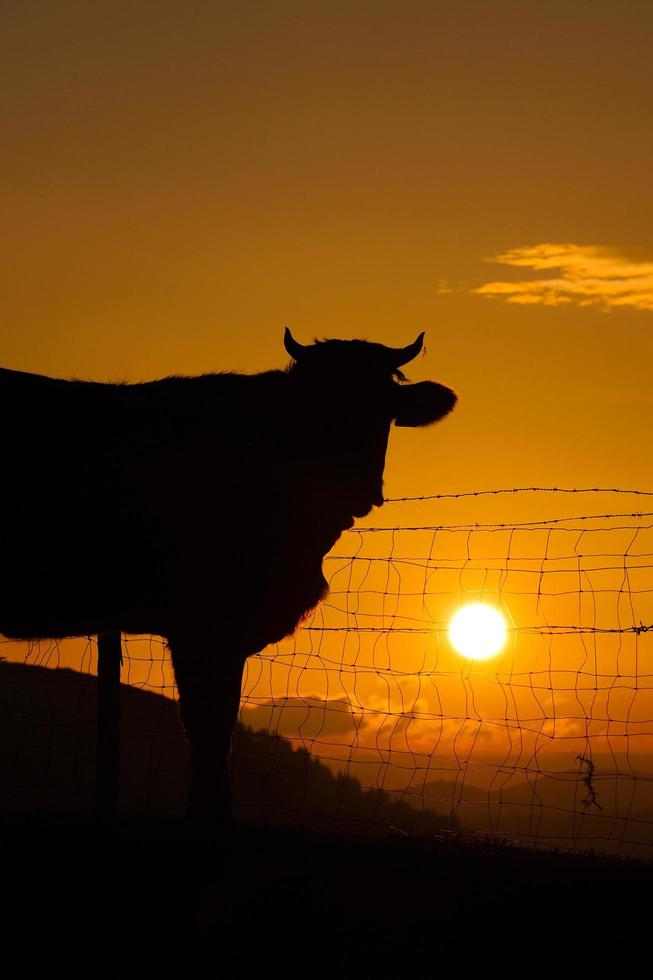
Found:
[1,814,651,979]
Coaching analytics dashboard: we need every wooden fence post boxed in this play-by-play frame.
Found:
[96,630,122,818]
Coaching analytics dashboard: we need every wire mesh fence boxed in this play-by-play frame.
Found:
[3,487,653,856]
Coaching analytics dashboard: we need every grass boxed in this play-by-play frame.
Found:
[2,813,651,978]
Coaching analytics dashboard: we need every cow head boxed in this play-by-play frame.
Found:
[284,329,456,522]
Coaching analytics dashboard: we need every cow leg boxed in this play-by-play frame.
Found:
[168,638,245,828]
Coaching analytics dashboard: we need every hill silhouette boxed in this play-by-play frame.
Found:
[398,763,653,858]
[5,661,653,855]
[3,663,653,976]
[0,661,456,835]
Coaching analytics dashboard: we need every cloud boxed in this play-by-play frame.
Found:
[474,243,653,311]
[240,696,361,741]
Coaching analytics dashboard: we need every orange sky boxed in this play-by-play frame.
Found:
[3,1,653,494]
[3,3,653,842]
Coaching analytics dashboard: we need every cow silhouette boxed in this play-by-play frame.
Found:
[0,329,456,820]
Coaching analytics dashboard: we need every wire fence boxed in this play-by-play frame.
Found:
[3,487,653,856]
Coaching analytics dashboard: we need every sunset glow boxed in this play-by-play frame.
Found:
[448,603,507,661]
[3,1,653,868]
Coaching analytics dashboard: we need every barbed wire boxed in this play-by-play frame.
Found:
[351,514,653,531]
[385,486,653,502]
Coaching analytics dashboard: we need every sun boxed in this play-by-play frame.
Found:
[449,603,507,660]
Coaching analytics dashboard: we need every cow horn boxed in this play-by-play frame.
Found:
[388,332,425,367]
[284,327,307,361]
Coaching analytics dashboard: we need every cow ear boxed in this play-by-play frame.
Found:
[394,382,457,427]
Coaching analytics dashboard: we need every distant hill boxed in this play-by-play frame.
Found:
[398,764,653,857]
[0,661,456,836]
[7,661,651,854]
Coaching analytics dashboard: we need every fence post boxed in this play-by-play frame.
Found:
[95,630,122,818]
